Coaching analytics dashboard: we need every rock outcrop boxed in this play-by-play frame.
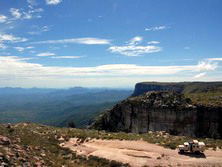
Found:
[132,82,222,96]
[91,91,222,138]
[132,82,183,96]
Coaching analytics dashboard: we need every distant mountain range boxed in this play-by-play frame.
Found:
[0,87,132,127]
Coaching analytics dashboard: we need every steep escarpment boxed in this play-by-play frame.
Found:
[132,82,222,97]
[132,82,184,96]
[91,91,222,138]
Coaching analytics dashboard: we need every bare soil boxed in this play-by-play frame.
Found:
[61,138,222,167]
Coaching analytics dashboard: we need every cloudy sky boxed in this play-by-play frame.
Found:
[0,0,222,88]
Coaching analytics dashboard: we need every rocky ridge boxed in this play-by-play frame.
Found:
[132,82,222,97]
[91,91,222,138]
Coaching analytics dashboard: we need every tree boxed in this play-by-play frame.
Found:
[67,121,76,128]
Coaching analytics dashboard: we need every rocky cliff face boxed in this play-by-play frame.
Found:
[132,83,183,96]
[91,91,222,138]
[131,82,222,96]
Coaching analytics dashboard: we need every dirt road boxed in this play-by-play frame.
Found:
[61,138,222,167]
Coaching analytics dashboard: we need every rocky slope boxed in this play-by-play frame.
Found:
[91,91,222,138]
[0,123,129,167]
[1,123,222,167]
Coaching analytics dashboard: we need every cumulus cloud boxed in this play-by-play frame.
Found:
[145,26,168,31]
[193,72,207,78]
[128,36,143,46]
[109,45,161,57]
[0,15,7,23]
[109,36,161,56]
[31,38,111,45]
[9,7,43,20]
[45,0,62,5]
[196,61,218,71]
[37,52,55,57]
[0,33,28,43]
[9,8,22,19]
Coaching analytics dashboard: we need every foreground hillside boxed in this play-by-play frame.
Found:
[0,123,222,167]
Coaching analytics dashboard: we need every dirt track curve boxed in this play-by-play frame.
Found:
[61,138,222,167]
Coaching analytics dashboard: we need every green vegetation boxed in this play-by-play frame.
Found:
[138,82,222,106]
[0,89,132,127]
[56,102,117,128]
[185,92,222,106]
[0,123,129,167]
[4,123,221,150]
[1,122,222,166]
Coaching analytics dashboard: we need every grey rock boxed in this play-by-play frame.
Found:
[91,91,222,138]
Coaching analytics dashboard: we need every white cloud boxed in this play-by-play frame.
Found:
[51,56,85,59]
[0,43,7,50]
[37,52,55,57]
[0,33,28,43]
[184,47,191,50]
[109,45,162,57]
[23,12,32,19]
[109,36,161,56]
[31,38,111,45]
[14,47,25,52]
[145,26,168,31]
[0,57,216,80]
[128,36,143,46]
[193,72,207,78]
[9,7,43,21]
[0,52,10,55]
[49,46,60,50]
[26,46,35,49]
[9,8,22,19]
[27,0,37,5]
[147,41,160,44]
[0,15,7,23]
[29,8,44,13]
[45,0,62,5]
[158,59,194,62]
[206,58,222,61]
[14,46,34,52]
[0,56,220,87]
[196,61,218,71]
[28,25,51,35]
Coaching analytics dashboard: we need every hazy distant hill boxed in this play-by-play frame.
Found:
[0,87,132,127]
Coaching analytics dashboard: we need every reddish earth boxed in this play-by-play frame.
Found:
[61,138,222,167]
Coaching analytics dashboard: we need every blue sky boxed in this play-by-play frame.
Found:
[0,0,222,88]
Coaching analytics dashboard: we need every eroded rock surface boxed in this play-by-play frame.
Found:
[91,91,222,138]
